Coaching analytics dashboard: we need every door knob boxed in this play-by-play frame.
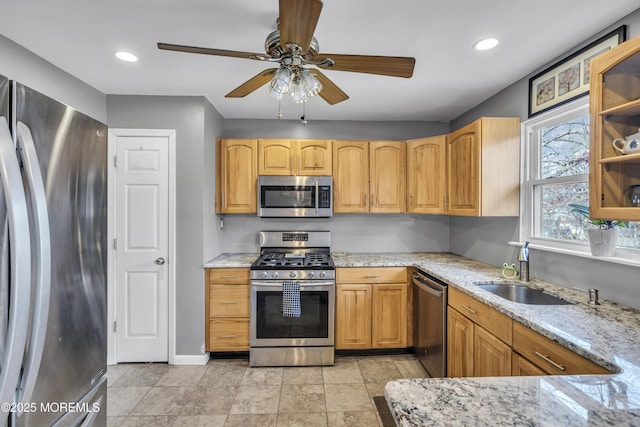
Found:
[155,257,166,265]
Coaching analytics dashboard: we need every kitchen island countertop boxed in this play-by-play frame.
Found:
[204,252,640,426]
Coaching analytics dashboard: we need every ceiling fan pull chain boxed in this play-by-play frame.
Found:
[277,99,282,120]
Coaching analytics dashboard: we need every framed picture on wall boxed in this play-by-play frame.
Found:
[528,25,626,117]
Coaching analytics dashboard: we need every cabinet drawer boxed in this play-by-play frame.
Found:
[208,268,250,285]
[209,285,250,317]
[448,287,512,345]
[513,322,609,375]
[337,267,406,283]
[208,319,250,351]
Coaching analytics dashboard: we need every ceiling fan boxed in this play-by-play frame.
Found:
[157,0,415,105]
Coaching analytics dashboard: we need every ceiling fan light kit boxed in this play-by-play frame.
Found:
[157,0,415,114]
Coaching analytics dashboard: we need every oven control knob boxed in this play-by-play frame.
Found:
[289,271,297,279]
[261,271,268,278]
[308,272,315,279]
[272,272,279,279]
[319,271,327,279]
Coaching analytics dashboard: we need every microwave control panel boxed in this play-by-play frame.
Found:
[319,187,331,208]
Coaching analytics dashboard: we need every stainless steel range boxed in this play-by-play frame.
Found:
[250,231,335,367]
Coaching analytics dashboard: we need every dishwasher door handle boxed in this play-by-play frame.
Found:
[412,276,444,298]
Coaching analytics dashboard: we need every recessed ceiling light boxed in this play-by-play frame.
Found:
[115,51,138,62]
[473,38,499,51]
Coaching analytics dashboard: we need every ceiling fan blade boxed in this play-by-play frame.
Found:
[279,0,323,53]
[311,70,349,105]
[225,69,278,98]
[158,43,265,60]
[315,53,415,78]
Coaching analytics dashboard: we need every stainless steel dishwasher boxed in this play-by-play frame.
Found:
[412,268,448,377]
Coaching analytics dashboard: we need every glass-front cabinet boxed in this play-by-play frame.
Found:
[589,34,640,221]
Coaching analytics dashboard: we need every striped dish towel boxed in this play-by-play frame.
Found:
[282,281,301,317]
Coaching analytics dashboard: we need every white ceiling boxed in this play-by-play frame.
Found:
[1,1,638,121]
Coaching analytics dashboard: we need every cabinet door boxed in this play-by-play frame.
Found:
[447,121,480,216]
[333,140,369,213]
[336,284,372,349]
[474,326,512,377]
[372,283,407,348]
[218,139,257,213]
[259,139,294,175]
[297,140,332,175]
[370,141,406,213]
[447,308,474,377]
[407,136,447,214]
[589,35,640,221]
[512,352,547,376]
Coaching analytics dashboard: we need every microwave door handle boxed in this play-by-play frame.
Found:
[315,180,319,214]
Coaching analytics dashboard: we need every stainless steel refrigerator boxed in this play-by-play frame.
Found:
[0,75,107,426]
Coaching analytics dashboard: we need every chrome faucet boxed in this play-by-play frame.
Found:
[518,241,530,282]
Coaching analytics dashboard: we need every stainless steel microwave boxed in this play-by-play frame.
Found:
[257,175,332,218]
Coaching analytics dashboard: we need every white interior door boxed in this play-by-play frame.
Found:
[115,133,170,362]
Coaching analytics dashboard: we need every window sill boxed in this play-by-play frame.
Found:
[508,241,640,268]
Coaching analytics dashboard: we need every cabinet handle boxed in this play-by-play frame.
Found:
[409,195,413,208]
[534,352,566,371]
[462,305,478,315]
[220,335,237,339]
[220,275,237,279]
[363,275,381,279]
[221,192,225,208]
[220,301,238,304]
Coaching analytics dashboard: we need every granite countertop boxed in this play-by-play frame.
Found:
[203,252,640,425]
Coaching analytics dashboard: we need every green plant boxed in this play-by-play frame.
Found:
[569,204,628,229]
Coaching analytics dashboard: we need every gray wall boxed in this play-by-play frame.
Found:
[219,214,449,253]
[107,95,224,356]
[448,10,640,308]
[0,35,106,122]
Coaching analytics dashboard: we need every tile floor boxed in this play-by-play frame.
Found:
[106,354,426,427]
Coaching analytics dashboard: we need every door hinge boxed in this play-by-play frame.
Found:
[113,155,118,168]
[113,321,117,332]
[113,238,117,250]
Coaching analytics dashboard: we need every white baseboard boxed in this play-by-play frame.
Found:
[170,353,210,365]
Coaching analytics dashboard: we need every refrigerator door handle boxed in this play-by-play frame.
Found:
[0,117,32,425]
[15,121,52,407]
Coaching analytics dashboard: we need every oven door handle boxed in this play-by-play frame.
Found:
[251,280,335,287]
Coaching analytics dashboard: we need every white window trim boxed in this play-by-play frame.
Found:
[516,97,640,267]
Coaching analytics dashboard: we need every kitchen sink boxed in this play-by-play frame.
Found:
[475,283,573,305]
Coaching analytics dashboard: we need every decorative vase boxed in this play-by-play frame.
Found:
[587,228,618,257]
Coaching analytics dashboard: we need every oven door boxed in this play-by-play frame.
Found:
[250,280,335,347]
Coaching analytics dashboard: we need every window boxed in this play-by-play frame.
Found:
[520,98,639,261]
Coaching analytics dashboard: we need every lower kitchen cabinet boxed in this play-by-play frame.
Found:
[205,268,250,351]
[447,287,513,377]
[447,286,611,378]
[512,352,547,376]
[474,325,512,377]
[512,322,610,375]
[336,268,407,350]
[336,284,371,349]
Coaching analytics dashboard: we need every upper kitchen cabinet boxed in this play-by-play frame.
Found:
[333,140,370,213]
[333,140,406,213]
[407,136,447,214]
[370,141,406,213]
[447,117,520,216]
[216,138,257,214]
[589,35,640,221]
[258,139,332,176]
